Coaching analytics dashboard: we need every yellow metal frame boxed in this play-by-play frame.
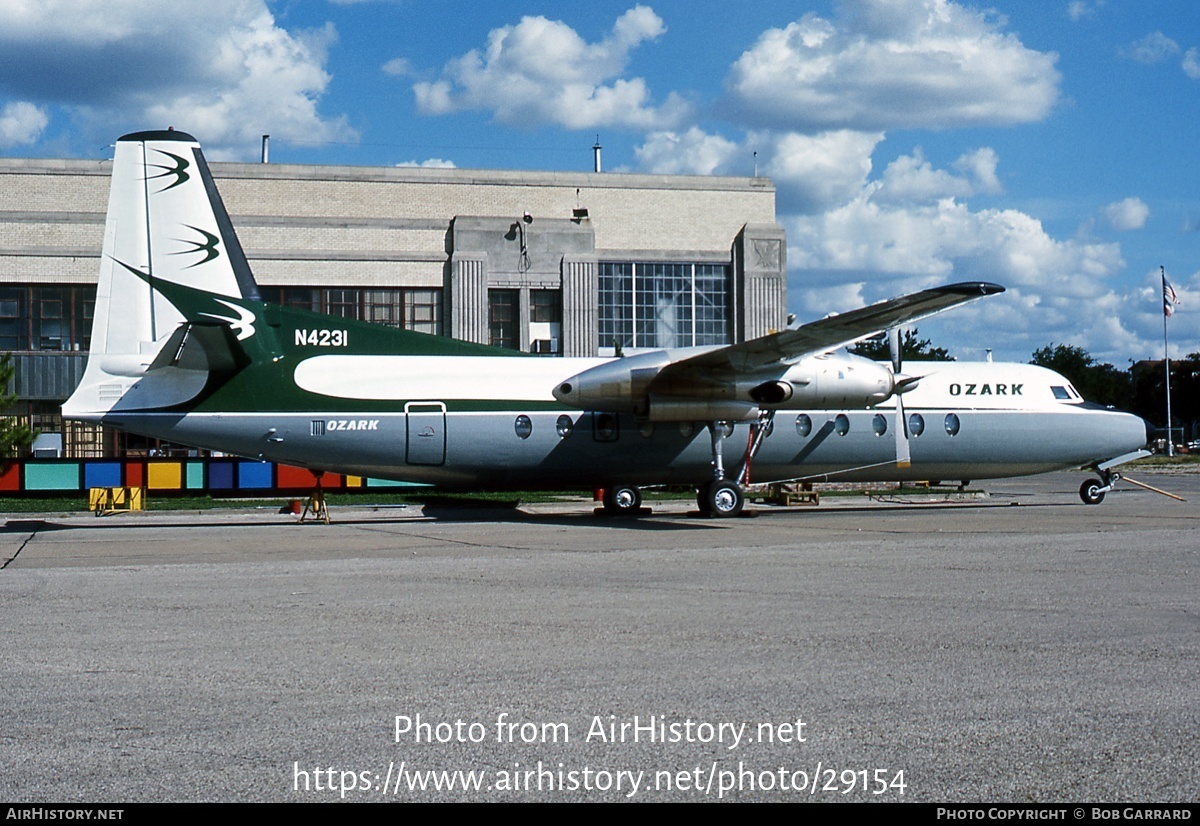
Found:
[88,487,146,515]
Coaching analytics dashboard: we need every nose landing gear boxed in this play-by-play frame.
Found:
[1079,477,1108,505]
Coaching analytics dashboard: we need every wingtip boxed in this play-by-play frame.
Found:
[937,281,1005,296]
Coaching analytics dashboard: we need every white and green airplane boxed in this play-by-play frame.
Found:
[63,130,1149,516]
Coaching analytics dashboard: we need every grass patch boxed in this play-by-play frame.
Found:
[1130,454,1200,468]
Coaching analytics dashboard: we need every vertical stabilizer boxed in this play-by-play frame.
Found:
[65,130,261,417]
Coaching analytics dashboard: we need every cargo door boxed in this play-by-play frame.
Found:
[405,401,446,465]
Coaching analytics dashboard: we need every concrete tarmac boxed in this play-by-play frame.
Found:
[1,472,1197,802]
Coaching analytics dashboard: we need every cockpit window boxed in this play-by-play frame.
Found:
[1050,386,1071,400]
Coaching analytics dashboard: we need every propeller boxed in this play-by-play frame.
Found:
[889,328,917,469]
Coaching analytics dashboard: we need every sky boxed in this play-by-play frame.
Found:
[1,0,1197,364]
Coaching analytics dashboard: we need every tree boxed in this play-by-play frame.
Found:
[1129,352,1200,437]
[0,354,35,458]
[1029,343,1132,409]
[850,327,954,362]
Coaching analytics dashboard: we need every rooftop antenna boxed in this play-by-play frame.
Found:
[592,135,602,173]
[261,134,270,164]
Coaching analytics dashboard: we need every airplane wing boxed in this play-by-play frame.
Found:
[655,281,1004,377]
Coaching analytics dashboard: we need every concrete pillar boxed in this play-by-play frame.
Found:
[449,252,488,345]
[733,223,788,341]
[561,255,598,357]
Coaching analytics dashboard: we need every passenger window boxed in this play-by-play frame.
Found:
[872,414,887,436]
[556,415,574,438]
[944,413,960,436]
[834,414,850,436]
[909,413,925,437]
[795,414,812,437]
[514,415,533,439]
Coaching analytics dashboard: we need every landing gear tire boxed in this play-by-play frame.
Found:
[699,480,744,518]
[1079,478,1106,505]
[602,485,642,515]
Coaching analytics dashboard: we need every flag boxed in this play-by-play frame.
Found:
[1162,271,1180,317]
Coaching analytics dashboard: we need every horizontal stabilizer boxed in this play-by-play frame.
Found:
[148,322,250,376]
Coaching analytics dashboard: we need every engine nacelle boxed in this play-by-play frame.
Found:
[553,349,896,420]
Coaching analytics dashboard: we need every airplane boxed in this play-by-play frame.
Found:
[62,130,1152,517]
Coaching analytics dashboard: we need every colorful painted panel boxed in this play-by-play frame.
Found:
[25,462,81,491]
[147,462,183,490]
[0,462,23,491]
[237,461,273,489]
[209,462,235,490]
[186,462,205,489]
[83,462,122,489]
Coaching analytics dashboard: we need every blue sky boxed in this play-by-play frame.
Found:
[1,0,1197,363]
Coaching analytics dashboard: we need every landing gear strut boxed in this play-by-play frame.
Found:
[696,413,773,517]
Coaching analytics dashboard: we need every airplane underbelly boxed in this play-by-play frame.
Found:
[104,405,1145,490]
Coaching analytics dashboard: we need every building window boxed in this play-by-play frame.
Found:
[489,289,520,350]
[598,262,730,352]
[404,290,442,336]
[529,289,561,355]
[262,287,443,335]
[0,285,95,351]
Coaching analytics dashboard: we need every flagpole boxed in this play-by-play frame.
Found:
[1162,266,1174,457]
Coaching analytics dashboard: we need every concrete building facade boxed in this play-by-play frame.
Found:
[0,155,786,456]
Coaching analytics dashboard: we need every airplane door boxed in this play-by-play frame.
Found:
[405,401,446,465]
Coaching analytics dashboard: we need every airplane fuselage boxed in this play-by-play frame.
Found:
[84,348,1147,490]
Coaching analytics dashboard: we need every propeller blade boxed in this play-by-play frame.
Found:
[895,393,911,468]
[889,327,911,468]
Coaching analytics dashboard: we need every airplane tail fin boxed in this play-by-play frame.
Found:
[65,129,263,418]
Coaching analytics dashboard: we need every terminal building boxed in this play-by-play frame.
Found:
[0,153,786,458]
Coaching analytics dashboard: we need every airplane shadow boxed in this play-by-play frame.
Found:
[1,497,1063,537]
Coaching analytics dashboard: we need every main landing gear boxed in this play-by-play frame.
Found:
[697,478,744,517]
[696,412,774,518]
[601,484,643,515]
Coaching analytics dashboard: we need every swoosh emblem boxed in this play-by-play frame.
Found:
[201,299,257,341]
[170,225,221,268]
[146,149,190,192]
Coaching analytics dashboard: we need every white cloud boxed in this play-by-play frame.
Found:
[1100,197,1149,232]
[782,159,1157,361]
[1124,32,1180,64]
[1067,2,1098,22]
[0,0,353,158]
[873,146,1001,205]
[723,0,1060,131]
[759,130,885,213]
[634,127,885,213]
[1183,48,1200,80]
[953,147,1002,194]
[413,6,691,131]
[0,101,49,147]
[633,127,740,175]
[396,158,457,169]
[382,58,412,77]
